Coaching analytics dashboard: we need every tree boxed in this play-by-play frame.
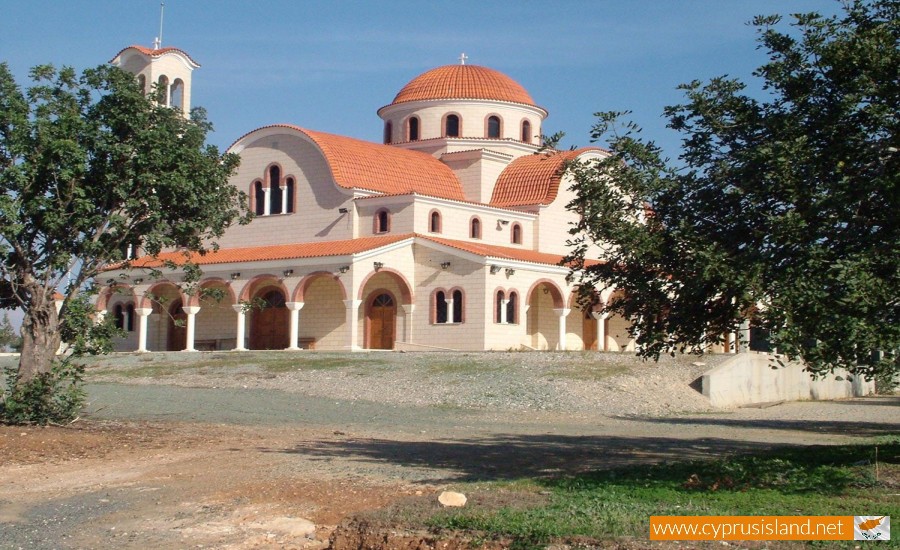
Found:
[0,313,20,352]
[565,0,899,381]
[0,62,248,421]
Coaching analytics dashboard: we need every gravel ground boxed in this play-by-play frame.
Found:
[78,350,732,418]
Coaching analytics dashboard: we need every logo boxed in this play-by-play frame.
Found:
[854,516,890,541]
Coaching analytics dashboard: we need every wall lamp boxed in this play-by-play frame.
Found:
[230,272,241,280]
[338,207,349,214]
[338,265,350,274]
[498,219,510,225]
[440,261,451,270]
[505,268,516,276]
[133,278,143,285]
[373,261,384,271]
[283,269,294,278]
[489,265,501,274]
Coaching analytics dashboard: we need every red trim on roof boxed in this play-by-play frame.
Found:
[110,45,201,67]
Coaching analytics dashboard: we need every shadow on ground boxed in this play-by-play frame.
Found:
[260,433,799,483]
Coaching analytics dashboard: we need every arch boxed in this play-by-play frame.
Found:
[443,113,461,137]
[433,289,448,324]
[252,180,264,216]
[356,267,413,305]
[428,209,442,233]
[507,290,519,324]
[136,74,146,95]
[96,284,137,312]
[187,278,237,307]
[450,287,464,323]
[525,279,565,309]
[383,120,392,144]
[511,222,523,244]
[238,274,290,303]
[293,271,348,302]
[486,114,502,138]
[126,303,135,332]
[365,290,397,350]
[167,298,187,351]
[139,281,184,309]
[469,216,482,239]
[157,75,169,105]
[268,163,283,215]
[521,119,532,143]
[495,289,505,323]
[249,287,289,350]
[374,208,391,233]
[114,304,125,329]
[285,176,295,213]
[170,78,185,112]
[407,116,420,141]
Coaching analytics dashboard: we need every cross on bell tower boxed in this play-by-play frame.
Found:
[458,53,468,65]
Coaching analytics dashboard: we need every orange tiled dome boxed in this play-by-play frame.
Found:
[390,65,536,106]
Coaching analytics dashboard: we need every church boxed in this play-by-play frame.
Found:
[99,43,643,353]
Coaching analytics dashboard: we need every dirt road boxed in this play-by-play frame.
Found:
[1,360,898,549]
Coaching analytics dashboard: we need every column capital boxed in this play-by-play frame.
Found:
[231,304,246,314]
[135,307,153,316]
[343,299,362,310]
[285,301,305,311]
[553,308,571,317]
[400,303,415,315]
[182,305,201,315]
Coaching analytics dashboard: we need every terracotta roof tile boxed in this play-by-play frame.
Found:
[110,45,201,67]
[230,124,466,201]
[490,148,605,207]
[128,234,415,268]
[389,65,537,107]
[420,235,596,267]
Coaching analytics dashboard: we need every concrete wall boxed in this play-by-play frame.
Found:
[702,352,875,408]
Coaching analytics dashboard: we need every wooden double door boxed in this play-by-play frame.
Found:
[250,290,289,350]
[367,293,396,350]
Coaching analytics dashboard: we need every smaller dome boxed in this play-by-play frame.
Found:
[390,65,536,107]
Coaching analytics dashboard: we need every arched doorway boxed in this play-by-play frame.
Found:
[250,289,289,350]
[167,299,187,351]
[367,292,396,350]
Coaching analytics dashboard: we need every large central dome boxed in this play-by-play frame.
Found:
[390,65,536,107]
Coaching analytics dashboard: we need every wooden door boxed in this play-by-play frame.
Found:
[250,290,289,350]
[583,311,598,351]
[167,300,187,351]
[367,293,395,350]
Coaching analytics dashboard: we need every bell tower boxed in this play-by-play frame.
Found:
[109,44,200,116]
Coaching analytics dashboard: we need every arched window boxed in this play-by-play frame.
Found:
[470,217,481,239]
[452,289,463,323]
[126,304,135,332]
[521,120,531,143]
[507,292,518,324]
[253,181,265,216]
[157,75,169,105]
[445,114,460,137]
[408,116,420,141]
[511,223,522,244]
[136,74,146,95]
[170,79,185,112]
[114,304,125,330]
[435,291,448,324]
[269,165,282,215]
[487,115,501,138]
[374,209,390,233]
[495,290,505,323]
[384,121,392,144]
[285,177,295,214]
[429,210,441,233]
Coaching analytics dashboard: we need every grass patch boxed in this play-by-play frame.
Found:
[421,437,899,548]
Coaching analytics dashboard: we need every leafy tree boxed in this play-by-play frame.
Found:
[0,312,19,352]
[565,0,899,380]
[0,62,248,422]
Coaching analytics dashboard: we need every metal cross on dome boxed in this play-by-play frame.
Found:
[459,53,468,65]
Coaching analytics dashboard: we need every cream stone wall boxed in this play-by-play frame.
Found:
[219,133,355,248]
[410,199,535,249]
[194,292,237,350]
[357,200,414,237]
[440,149,512,203]
[298,277,348,350]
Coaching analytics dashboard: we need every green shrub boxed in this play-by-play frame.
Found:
[0,359,85,425]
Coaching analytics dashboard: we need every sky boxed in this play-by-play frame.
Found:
[0,0,846,331]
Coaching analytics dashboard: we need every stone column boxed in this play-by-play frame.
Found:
[232,304,247,351]
[344,299,362,351]
[136,308,152,353]
[592,311,608,351]
[500,298,509,324]
[262,187,271,215]
[281,185,288,214]
[554,308,571,351]
[183,306,200,352]
[446,298,455,324]
[286,302,304,350]
[401,303,415,344]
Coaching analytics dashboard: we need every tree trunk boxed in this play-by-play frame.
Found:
[17,288,61,386]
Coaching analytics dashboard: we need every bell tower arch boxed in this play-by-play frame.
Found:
[110,45,200,116]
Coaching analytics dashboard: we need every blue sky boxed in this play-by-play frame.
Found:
[0,0,844,331]
[2,0,843,156]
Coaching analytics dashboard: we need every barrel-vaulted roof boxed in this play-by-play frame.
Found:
[389,65,537,107]
[229,124,466,201]
[109,45,201,67]
[490,148,605,207]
